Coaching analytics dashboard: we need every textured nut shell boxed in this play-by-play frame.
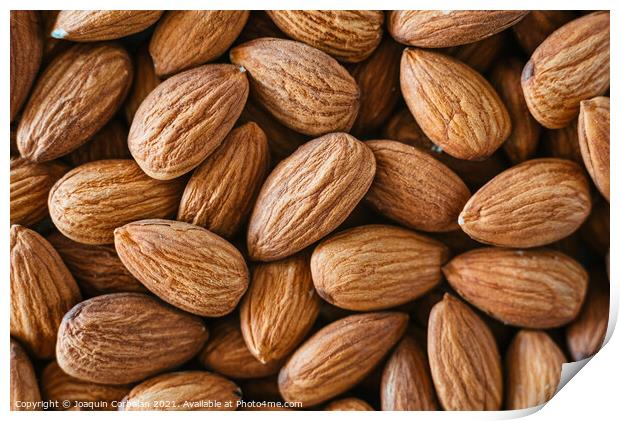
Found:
[240,254,320,364]
[52,10,163,41]
[124,46,161,124]
[567,282,609,361]
[67,119,131,166]
[401,48,511,160]
[578,96,610,201]
[506,330,566,410]
[10,225,82,359]
[248,133,375,261]
[278,312,408,406]
[364,140,470,232]
[311,224,448,311]
[56,292,208,385]
[230,38,360,136]
[267,10,384,62]
[522,12,610,129]
[150,11,249,77]
[459,158,592,247]
[17,43,132,162]
[443,248,588,328]
[325,398,374,411]
[48,159,184,245]
[10,339,42,411]
[428,294,502,410]
[177,122,270,238]
[388,10,527,47]
[512,11,576,55]
[128,64,248,180]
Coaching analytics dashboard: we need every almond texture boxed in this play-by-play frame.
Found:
[67,119,131,166]
[566,281,609,361]
[51,10,163,41]
[10,339,42,411]
[512,10,575,55]
[124,46,161,124]
[578,96,610,201]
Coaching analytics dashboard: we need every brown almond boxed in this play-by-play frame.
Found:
[512,11,576,55]
[51,10,162,41]
[580,200,610,256]
[124,46,161,124]
[566,280,609,361]
[10,339,42,411]
[578,96,610,201]
[325,398,374,411]
[67,119,131,166]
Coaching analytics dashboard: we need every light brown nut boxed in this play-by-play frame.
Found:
[247,132,375,262]
[443,32,506,74]
[311,224,448,311]
[381,335,438,411]
[10,225,82,359]
[578,96,610,201]
[400,48,511,160]
[177,122,270,238]
[278,312,408,407]
[267,10,384,63]
[364,140,470,232]
[51,10,163,41]
[56,292,208,385]
[388,10,527,48]
[67,119,131,166]
[459,158,592,247]
[443,247,588,328]
[522,12,610,129]
[124,46,161,124]
[506,330,566,410]
[567,280,609,361]
[428,294,502,410]
[10,339,42,411]
[230,38,360,136]
[325,398,374,411]
[150,11,249,77]
[48,159,184,245]
[17,43,132,162]
[128,64,248,180]
[512,10,576,55]
[240,254,320,364]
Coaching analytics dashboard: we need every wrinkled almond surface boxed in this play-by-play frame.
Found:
[51,10,163,41]
[578,96,610,201]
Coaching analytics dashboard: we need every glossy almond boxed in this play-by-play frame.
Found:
[128,64,248,180]
[578,96,610,201]
[124,46,161,124]
[443,248,588,328]
[248,133,375,261]
[325,398,374,411]
[17,43,132,162]
[51,10,163,41]
[279,312,408,406]
[230,38,360,136]
[522,12,610,128]
[567,281,609,361]
[459,159,592,247]
[10,339,42,411]
[49,160,184,245]
[512,11,576,55]
[67,119,131,166]
[56,293,208,385]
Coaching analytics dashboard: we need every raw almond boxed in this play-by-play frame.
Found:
[51,10,163,41]
[512,10,576,55]
[325,398,374,411]
[230,38,360,136]
[56,292,208,385]
[459,158,592,247]
[124,46,161,124]
[67,119,131,166]
[566,279,609,361]
[128,63,248,180]
[247,132,375,261]
[10,339,42,411]
[578,96,610,201]
[443,247,588,328]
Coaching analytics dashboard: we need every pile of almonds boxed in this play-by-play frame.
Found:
[10,10,610,411]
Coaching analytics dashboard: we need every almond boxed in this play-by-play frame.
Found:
[325,398,374,411]
[578,96,610,201]
[48,159,184,245]
[128,64,248,180]
[10,225,82,359]
[278,312,408,407]
[230,38,360,136]
[428,294,502,410]
[247,132,375,261]
[364,140,470,232]
[124,46,161,124]
[311,224,448,311]
[67,119,131,166]
[51,10,163,41]
[580,200,610,256]
[150,11,249,77]
[115,219,249,317]
[512,11,576,55]
[56,292,208,384]
[459,158,592,247]
[266,11,384,63]
[566,279,609,361]
[522,12,610,129]
[443,247,588,328]
[10,339,42,411]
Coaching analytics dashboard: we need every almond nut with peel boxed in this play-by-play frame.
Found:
[578,96,610,201]
[51,10,163,41]
[325,398,374,411]
[566,279,609,361]
[10,339,42,411]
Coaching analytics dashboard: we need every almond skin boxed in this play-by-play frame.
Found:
[124,46,161,124]
[325,398,374,411]
[566,280,609,361]
[17,43,132,162]
[267,11,384,63]
[247,132,375,262]
[10,225,82,359]
[48,159,184,245]
[505,330,566,410]
[56,292,208,385]
[428,294,502,410]
[128,64,248,180]
[459,158,592,247]
[388,10,527,48]
[278,312,408,407]
[522,12,610,129]
[67,119,131,166]
[114,219,249,317]
[150,11,249,77]
[51,10,163,41]
[401,48,511,160]
[512,11,576,55]
[364,140,470,232]
[311,224,448,311]
[10,339,42,411]
[578,96,610,201]
[177,122,270,239]
[443,248,588,328]
[230,38,360,136]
